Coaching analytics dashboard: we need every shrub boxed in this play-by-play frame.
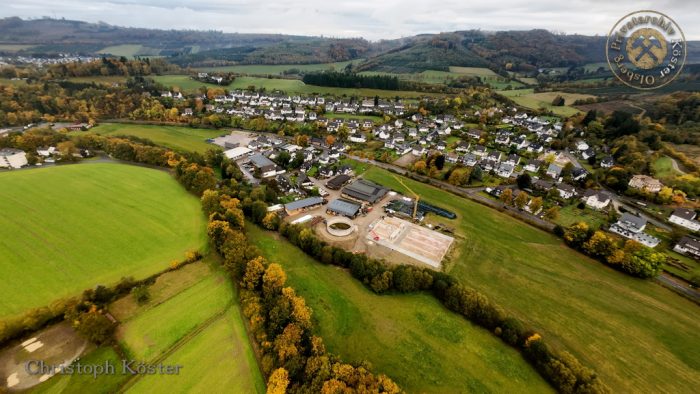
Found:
[131,285,150,305]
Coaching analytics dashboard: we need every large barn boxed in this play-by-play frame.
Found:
[341,179,388,204]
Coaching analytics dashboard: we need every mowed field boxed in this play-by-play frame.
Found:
[360,166,700,392]
[0,163,207,318]
[33,260,264,393]
[84,123,224,153]
[498,88,594,117]
[246,224,551,393]
[359,67,523,89]
[151,75,227,92]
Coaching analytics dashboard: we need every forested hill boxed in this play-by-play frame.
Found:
[1,17,697,72]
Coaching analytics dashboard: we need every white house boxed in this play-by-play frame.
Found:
[669,208,700,232]
[609,213,660,248]
[0,149,28,169]
[556,183,576,199]
[583,190,611,210]
[496,163,515,178]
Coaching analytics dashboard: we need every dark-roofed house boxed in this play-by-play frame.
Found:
[673,236,700,259]
[669,208,700,232]
[250,153,278,178]
[326,199,362,218]
[326,174,352,190]
[284,197,324,215]
[342,179,388,204]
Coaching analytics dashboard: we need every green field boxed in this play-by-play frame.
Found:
[97,44,144,58]
[119,274,232,360]
[151,75,227,92]
[498,88,593,117]
[227,76,442,98]
[32,260,264,393]
[67,76,128,85]
[554,204,610,229]
[653,156,683,178]
[0,163,207,318]
[84,123,224,153]
[0,44,35,52]
[246,224,551,393]
[196,60,361,75]
[360,165,700,392]
[31,347,125,394]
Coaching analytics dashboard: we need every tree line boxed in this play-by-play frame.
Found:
[556,222,666,279]
[303,71,400,90]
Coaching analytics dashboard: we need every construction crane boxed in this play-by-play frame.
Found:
[391,174,419,220]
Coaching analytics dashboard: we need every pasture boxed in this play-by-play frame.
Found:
[151,75,226,92]
[359,67,523,89]
[84,123,224,153]
[0,163,207,318]
[360,165,700,392]
[246,224,551,394]
[97,44,146,58]
[196,60,360,75]
[498,88,593,117]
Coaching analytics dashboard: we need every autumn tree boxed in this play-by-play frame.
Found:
[263,264,287,298]
[515,191,529,209]
[500,188,513,205]
[544,206,559,220]
[267,368,289,394]
[530,197,543,214]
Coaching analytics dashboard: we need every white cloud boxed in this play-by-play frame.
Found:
[1,0,698,40]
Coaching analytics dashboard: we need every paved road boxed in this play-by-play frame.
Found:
[656,274,700,304]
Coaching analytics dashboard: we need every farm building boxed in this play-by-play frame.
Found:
[0,149,28,169]
[284,197,324,215]
[326,174,352,190]
[224,146,252,160]
[326,199,361,218]
[342,179,388,204]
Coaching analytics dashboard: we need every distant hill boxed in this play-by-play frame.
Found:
[356,30,607,74]
[0,17,697,72]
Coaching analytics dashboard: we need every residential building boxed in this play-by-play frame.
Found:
[628,175,663,193]
[583,190,611,210]
[669,208,700,232]
[0,149,28,169]
[609,213,660,248]
[673,236,700,259]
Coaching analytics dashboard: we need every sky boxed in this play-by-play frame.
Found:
[2,0,699,40]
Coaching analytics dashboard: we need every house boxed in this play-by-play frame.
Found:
[609,213,660,247]
[673,236,700,259]
[576,141,590,151]
[486,151,502,162]
[669,208,700,232]
[600,156,614,168]
[628,175,663,193]
[342,179,388,204]
[326,198,362,218]
[224,146,252,160]
[0,149,28,169]
[504,154,520,166]
[524,159,542,173]
[583,190,611,210]
[581,148,596,160]
[296,173,315,189]
[455,141,470,153]
[463,153,478,167]
[571,168,588,181]
[496,163,515,178]
[546,164,563,179]
[556,183,576,199]
[249,153,279,178]
[533,179,554,191]
[284,197,325,215]
[349,133,367,143]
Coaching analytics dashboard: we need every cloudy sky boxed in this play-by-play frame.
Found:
[2,0,699,40]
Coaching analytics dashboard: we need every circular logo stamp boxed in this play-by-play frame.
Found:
[606,10,686,90]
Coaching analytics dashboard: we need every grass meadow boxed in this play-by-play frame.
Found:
[498,88,594,117]
[0,163,207,318]
[360,165,700,392]
[246,224,552,393]
[84,123,224,153]
[196,60,361,75]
